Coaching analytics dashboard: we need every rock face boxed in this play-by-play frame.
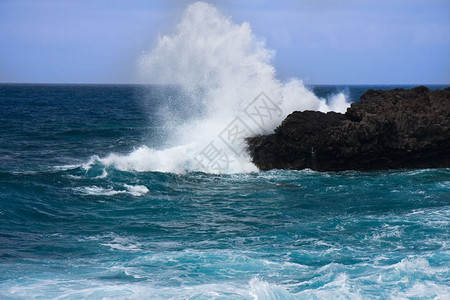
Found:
[246,86,450,171]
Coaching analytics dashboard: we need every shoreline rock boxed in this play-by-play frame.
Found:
[246,86,450,171]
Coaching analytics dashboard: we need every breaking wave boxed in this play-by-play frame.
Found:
[88,2,350,174]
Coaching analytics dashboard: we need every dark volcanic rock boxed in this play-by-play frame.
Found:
[246,86,450,171]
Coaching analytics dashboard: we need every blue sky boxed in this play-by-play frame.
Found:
[1,0,449,84]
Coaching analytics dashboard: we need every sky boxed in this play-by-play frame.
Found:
[0,0,449,84]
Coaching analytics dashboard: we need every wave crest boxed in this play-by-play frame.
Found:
[98,2,351,174]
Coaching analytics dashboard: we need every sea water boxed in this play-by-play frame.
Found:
[1,2,449,298]
[0,83,449,299]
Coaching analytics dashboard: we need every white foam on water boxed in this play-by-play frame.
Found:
[2,251,449,299]
[391,281,450,300]
[73,184,149,197]
[249,278,295,300]
[65,174,83,179]
[7,276,448,300]
[4,280,254,300]
[297,272,364,300]
[124,184,150,196]
[73,186,122,196]
[101,235,143,252]
[53,164,81,171]
[85,1,350,174]
[390,256,449,276]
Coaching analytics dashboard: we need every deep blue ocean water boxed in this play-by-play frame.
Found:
[0,84,449,299]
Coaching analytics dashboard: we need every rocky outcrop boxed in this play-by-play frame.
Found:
[246,86,450,171]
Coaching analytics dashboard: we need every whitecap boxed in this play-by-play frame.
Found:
[73,184,149,197]
[81,2,351,175]
[249,278,295,300]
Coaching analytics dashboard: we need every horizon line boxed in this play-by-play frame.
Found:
[1,82,449,86]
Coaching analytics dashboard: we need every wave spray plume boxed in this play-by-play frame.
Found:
[90,2,350,174]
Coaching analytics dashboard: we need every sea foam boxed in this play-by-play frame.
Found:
[88,2,350,174]
[73,184,149,197]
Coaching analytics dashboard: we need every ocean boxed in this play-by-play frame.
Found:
[0,83,449,299]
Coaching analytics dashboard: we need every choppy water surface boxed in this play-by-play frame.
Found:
[0,84,449,299]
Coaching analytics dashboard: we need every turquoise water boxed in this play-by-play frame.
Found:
[1,84,449,299]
